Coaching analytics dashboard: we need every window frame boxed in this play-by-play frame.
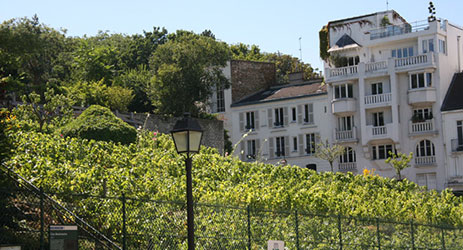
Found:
[339,147,356,163]
[416,139,435,157]
[275,136,285,157]
[246,139,256,159]
[372,144,395,160]
[245,111,255,130]
[305,133,316,155]
[274,107,284,127]
[334,83,354,99]
[304,103,314,124]
[410,72,432,89]
[216,87,225,112]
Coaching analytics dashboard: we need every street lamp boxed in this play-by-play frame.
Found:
[170,113,203,250]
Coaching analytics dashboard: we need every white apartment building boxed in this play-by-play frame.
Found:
[323,10,463,190]
[229,79,332,171]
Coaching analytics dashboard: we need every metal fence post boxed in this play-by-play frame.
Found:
[295,210,300,250]
[410,221,415,250]
[247,205,251,250]
[40,187,45,250]
[376,218,381,250]
[122,193,127,250]
[337,214,342,250]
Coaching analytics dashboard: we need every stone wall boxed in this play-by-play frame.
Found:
[230,60,277,103]
[116,112,224,154]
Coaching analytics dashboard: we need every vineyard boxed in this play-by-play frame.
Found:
[3,115,463,248]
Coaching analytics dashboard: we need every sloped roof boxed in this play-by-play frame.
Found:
[328,34,361,52]
[441,72,463,112]
[231,79,327,107]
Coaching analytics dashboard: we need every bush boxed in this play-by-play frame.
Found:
[59,105,137,145]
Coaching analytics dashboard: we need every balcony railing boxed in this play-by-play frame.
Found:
[365,61,388,72]
[395,54,429,68]
[334,127,357,141]
[338,162,357,172]
[451,139,463,152]
[372,126,387,136]
[328,65,358,78]
[409,119,434,134]
[364,93,392,106]
[369,20,429,40]
[415,156,436,166]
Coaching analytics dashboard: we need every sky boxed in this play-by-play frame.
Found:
[1,0,462,72]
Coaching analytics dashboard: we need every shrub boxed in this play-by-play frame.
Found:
[59,105,137,145]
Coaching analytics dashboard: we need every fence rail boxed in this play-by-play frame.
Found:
[3,166,463,249]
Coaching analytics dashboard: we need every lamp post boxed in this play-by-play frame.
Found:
[170,113,203,250]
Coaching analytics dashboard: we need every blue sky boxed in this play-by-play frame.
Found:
[1,0,462,71]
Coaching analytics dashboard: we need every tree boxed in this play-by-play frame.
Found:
[113,65,153,112]
[315,140,345,172]
[148,30,231,117]
[385,152,413,180]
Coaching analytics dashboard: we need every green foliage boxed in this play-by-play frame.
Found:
[16,88,74,132]
[113,65,153,112]
[148,30,231,116]
[59,105,137,145]
[6,128,463,228]
[381,15,391,27]
[385,151,413,180]
[319,26,330,61]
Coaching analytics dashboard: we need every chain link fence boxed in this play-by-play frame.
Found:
[3,167,463,249]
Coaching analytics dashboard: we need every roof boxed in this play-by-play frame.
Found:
[441,72,463,112]
[327,10,406,27]
[328,34,361,52]
[231,79,327,107]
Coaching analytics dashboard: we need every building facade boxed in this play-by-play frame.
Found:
[323,10,463,190]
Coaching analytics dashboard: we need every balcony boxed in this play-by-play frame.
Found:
[408,88,436,105]
[369,20,429,40]
[332,98,356,114]
[451,139,463,153]
[366,123,393,140]
[338,162,357,172]
[325,65,358,82]
[394,53,434,70]
[364,93,392,108]
[415,156,436,166]
[334,126,358,142]
[409,119,436,135]
[365,61,388,73]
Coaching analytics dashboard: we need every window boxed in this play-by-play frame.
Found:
[371,82,383,95]
[416,140,435,157]
[347,56,360,66]
[417,173,437,190]
[410,72,432,89]
[372,144,395,160]
[274,108,284,127]
[246,140,256,159]
[305,133,316,155]
[339,147,356,163]
[412,108,433,122]
[245,112,255,130]
[291,107,297,122]
[439,39,446,54]
[457,121,463,145]
[216,87,225,112]
[422,39,434,53]
[304,104,314,124]
[334,84,354,99]
[392,47,413,58]
[275,136,285,157]
[372,112,384,127]
[306,164,317,171]
[293,137,298,152]
[338,116,354,131]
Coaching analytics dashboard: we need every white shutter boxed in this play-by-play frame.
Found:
[298,134,304,156]
[240,141,245,161]
[427,173,437,190]
[284,136,290,157]
[283,107,289,126]
[256,139,260,159]
[239,112,244,132]
[297,105,302,124]
[269,137,274,159]
[308,103,314,124]
[268,109,273,128]
[255,111,259,131]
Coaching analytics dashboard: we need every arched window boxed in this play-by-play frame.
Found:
[416,140,435,157]
[339,147,356,163]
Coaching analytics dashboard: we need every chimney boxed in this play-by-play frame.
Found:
[288,72,304,84]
